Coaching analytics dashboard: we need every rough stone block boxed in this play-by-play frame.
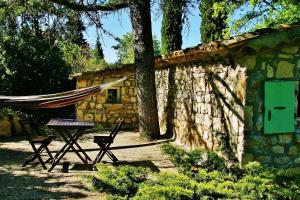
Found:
[90,102,96,109]
[281,46,298,54]
[274,157,290,165]
[278,54,294,59]
[295,157,300,164]
[84,114,94,121]
[77,110,83,119]
[132,117,138,123]
[272,145,285,154]
[288,146,298,155]
[124,81,131,86]
[77,79,87,88]
[97,96,106,104]
[276,61,295,78]
[278,134,293,144]
[270,136,278,145]
[213,117,222,132]
[96,104,103,110]
[94,114,102,122]
[125,118,132,123]
[78,101,88,109]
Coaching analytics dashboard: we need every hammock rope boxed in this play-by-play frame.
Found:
[0,77,128,108]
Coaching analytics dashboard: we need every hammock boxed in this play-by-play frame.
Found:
[0,77,128,108]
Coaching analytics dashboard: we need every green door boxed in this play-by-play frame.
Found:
[264,81,296,134]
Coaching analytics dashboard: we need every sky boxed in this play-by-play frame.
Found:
[83,5,201,63]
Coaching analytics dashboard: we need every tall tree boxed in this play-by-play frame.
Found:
[161,0,184,54]
[95,36,104,59]
[66,11,86,46]
[50,0,161,139]
[114,32,161,64]
[129,0,160,139]
[199,0,229,43]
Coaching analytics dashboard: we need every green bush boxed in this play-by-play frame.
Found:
[161,143,227,173]
[92,164,150,198]
[133,172,196,200]
[89,145,300,200]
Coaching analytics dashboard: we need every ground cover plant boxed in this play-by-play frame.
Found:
[89,143,300,200]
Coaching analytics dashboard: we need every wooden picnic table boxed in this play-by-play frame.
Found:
[46,118,94,172]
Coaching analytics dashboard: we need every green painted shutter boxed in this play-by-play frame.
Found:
[264,81,296,134]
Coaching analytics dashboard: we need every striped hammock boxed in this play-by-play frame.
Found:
[0,77,127,108]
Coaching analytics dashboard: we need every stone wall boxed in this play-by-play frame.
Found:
[156,62,246,162]
[75,67,138,129]
[239,38,300,167]
[75,26,300,168]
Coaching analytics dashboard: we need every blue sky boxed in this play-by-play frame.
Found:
[84,5,201,63]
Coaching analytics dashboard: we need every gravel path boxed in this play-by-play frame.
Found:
[0,131,175,200]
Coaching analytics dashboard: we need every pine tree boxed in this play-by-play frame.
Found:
[161,0,184,54]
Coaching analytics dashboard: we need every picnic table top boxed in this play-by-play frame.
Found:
[46,118,94,128]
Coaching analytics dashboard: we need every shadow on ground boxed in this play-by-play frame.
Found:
[0,148,89,200]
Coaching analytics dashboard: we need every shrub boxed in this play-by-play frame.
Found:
[88,144,300,200]
[161,143,227,173]
[133,172,196,200]
[133,185,194,200]
[92,164,150,197]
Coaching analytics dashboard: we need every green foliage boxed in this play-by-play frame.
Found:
[199,0,230,43]
[230,0,300,34]
[161,0,184,54]
[92,164,151,198]
[162,144,300,200]
[161,143,227,173]
[0,29,72,96]
[0,108,14,120]
[114,32,161,64]
[59,41,106,73]
[65,10,86,46]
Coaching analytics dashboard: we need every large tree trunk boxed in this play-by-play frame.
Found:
[129,0,160,139]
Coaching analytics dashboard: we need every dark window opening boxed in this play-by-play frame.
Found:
[106,89,120,103]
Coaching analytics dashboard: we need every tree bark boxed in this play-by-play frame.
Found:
[129,0,160,139]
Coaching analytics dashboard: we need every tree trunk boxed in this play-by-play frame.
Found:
[129,0,160,139]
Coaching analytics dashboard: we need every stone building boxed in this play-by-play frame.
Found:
[73,65,138,130]
[73,25,300,168]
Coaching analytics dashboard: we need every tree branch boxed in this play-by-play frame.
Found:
[49,0,128,11]
[262,0,278,11]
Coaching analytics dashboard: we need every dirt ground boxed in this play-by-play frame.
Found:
[0,131,175,200]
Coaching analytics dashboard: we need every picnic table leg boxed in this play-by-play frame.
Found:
[61,130,87,164]
[63,130,92,161]
[48,129,83,172]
